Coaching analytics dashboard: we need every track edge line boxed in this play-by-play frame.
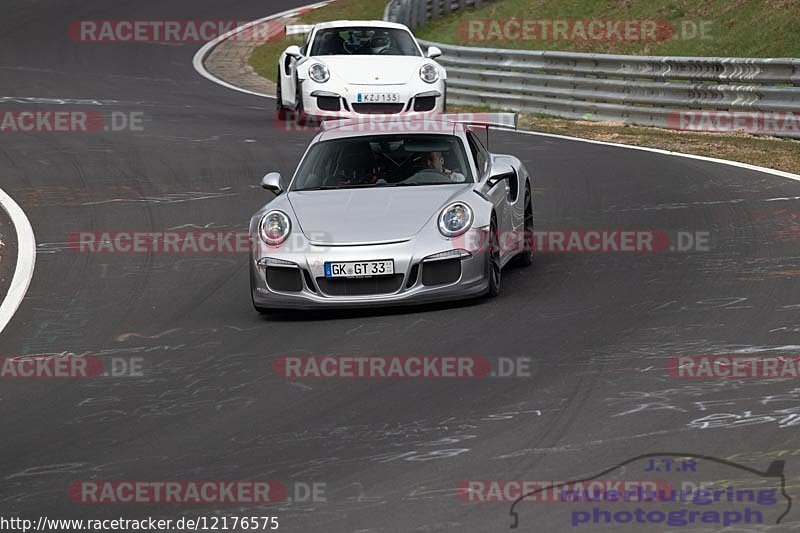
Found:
[0,187,36,334]
[192,3,800,183]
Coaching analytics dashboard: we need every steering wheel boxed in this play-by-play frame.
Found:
[343,40,362,55]
[400,169,451,185]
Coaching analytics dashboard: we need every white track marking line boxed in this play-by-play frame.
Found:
[0,187,36,334]
[506,128,800,183]
[192,1,334,99]
[192,3,800,184]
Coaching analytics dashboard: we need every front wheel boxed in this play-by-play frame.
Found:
[276,80,289,120]
[516,188,534,267]
[486,219,502,297]
[294,83,307,125]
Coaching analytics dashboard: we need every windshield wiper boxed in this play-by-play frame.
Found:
[293,185,339,191]
[294,184,379,192]
[392,182,456,187]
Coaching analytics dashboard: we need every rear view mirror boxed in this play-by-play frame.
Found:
[427,46,442,59]
[285,45,302,59]
[487,162,515,188]
[261,172,283,194]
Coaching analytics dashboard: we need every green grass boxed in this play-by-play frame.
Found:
[249,37,303,83]
[250,0,800,81]
[246,0,800,174]
[416,0,800,57]
[249,0,387,82]
[298,0,386,24]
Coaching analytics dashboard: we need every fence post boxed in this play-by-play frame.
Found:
[417,0,429,29]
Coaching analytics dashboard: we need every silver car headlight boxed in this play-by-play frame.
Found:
[419,63,439,84]
[309,63,330,83]
[438,202,473,238]
[260,210,291,246]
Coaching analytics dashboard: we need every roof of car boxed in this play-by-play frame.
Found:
[311,20,413,32]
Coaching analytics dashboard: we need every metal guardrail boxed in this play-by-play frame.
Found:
[385,1,800,137]
[384,0,493,30]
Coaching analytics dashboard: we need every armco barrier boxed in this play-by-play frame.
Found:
[384,0,800,137]
[384,0,495,30]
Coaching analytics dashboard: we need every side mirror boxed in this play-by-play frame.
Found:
[285,45,302,59]
[261,172,283,194]
[486,162,515,188]
[426,46,442,59]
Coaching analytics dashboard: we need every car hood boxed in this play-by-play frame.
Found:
[288,185,470,245]
[314,55,429,85]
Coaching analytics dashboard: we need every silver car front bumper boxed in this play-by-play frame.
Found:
[250,239,489,310]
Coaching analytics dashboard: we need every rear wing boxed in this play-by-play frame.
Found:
[319,112,518,131]
[439,112,518,130]
[285,24,315,37]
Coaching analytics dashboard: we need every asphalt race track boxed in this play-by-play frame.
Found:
[1,0,799,531]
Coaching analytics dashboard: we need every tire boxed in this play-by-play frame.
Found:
[487,218,502,297]
[294,83,306,126]
[516,187,534,267]
[276,81,287,120]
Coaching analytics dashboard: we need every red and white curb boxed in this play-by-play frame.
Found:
[192,1,335,99]
[192,2,800,184]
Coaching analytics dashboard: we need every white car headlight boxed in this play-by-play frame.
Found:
[438,202,473,238]
[420,63,439,84]
[260,210,291,246]
[309,63,330,83]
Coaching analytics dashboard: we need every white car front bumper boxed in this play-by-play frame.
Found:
[299,79,446,119]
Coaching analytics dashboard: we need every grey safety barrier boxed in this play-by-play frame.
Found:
[384,0,495,30]
[384,0,800,137]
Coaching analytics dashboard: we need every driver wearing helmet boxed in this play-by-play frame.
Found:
[370,33,392,55]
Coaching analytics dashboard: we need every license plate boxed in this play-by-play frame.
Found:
[325,260,394,278]
[357,93,401,103]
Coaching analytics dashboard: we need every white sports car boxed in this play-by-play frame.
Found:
[276,20,446,120]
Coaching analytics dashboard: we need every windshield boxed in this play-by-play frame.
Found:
[291,134,473,191]
[310,27,421,57]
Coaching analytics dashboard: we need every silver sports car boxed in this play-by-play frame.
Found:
[249,114,533,312]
